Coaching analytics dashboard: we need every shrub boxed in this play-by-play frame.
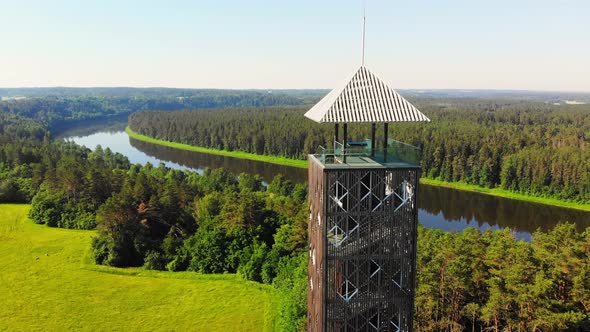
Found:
[143,250,167,271]
[91,236,113,265]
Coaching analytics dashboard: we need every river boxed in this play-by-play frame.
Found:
[63,126,590,241]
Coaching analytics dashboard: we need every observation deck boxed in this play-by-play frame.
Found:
[310,138,422,169]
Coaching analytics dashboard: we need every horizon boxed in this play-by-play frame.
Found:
[2,0,589,91]
[2,87,590,94]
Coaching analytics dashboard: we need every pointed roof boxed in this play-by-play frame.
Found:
[304,66,430,123]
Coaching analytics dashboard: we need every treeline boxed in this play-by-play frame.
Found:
[0,111,46,142]
[416,224,589,331]
[0,112,50,202]
[0,87,326,99]
[3,87,588,103]
[0,89,317,131]
[90,166,309,330]
[129,106,315,158]
[0,113,131,226]
[128,100,590,202]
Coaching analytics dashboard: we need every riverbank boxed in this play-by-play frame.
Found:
[419,178,590,212]
[126,127,308,169]
[127,126,590,212]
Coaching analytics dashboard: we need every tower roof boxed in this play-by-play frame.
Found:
[304,66,430,123]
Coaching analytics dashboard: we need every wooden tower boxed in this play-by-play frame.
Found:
[305,65,430,331]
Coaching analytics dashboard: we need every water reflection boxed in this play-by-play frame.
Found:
[66,131,195,172]
[418,185,590,241]
[65,126,590,241]
[129,137,307,184]
[54,115,129,138]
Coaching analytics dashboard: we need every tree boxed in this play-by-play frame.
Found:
[93,193,144,267]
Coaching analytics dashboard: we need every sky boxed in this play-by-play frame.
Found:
[1,0,589,91]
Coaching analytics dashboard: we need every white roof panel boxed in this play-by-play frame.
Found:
[304,66,430,123]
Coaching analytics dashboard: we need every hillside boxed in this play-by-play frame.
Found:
[0,204,277,331]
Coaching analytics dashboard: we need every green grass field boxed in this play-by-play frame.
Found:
[0,204,277,331]
[126,126,309,169]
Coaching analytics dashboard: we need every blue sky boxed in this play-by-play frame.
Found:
[1,0,589,91]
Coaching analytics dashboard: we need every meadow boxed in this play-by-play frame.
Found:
[0,204,277,331]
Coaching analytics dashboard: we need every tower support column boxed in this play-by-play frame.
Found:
[383,123,389,161]
[343,124,348,163]
[371,123,376,157]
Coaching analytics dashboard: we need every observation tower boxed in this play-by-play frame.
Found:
[305,18,430,331]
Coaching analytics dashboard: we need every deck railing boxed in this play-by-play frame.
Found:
[313,139,422,166]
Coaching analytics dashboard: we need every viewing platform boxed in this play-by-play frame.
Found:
[310,138,422,169]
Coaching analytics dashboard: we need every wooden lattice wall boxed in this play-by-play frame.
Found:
[308,158,420,332]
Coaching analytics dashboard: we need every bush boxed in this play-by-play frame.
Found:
[273,253,308,332]
[29,188,64,226]
[0,178,27,203]
[74,212,97,230]
[91,236,113,265]
[186,227,229,273]
[237,242,268,283]
[143,250,167,271]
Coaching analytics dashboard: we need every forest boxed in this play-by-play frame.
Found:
[128,100,590,203]
[0,88,318,133]
[1,93,590,330]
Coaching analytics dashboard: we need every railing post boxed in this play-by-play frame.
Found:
[383,123,388,162]
[343,124,348,163]
[371,123,376,157]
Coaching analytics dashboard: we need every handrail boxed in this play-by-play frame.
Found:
[388,138,420,149]
[313,140,421,166]
[316,145,327,163]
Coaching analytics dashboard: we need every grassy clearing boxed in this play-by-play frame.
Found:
[420,178,590,212]
[0,204,277,331]
[126,126,308,169]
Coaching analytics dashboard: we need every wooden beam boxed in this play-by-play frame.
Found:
[343,123,348,163]
[371,123,376,157]
[383,123,388,162]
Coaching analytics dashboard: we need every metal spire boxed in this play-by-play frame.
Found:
[362,0,366,66]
